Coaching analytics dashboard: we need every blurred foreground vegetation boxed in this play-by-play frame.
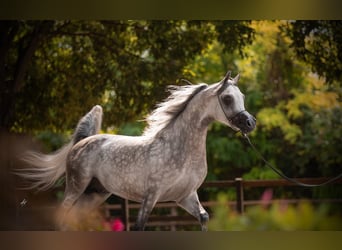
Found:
[209,192,342,231]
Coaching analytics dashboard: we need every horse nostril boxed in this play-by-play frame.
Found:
[246,119,252,127]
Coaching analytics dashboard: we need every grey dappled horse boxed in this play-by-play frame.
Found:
[19,71,256,231]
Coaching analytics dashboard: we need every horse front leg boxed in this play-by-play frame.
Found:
[132,193,158,231]
[177,191,209,231]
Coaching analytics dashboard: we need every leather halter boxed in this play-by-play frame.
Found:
[216,83,247,124]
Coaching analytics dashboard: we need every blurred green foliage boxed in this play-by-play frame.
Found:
[0,20,253,132]
[208,192,342,231]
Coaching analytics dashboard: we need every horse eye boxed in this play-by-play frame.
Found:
[222,95,233,105]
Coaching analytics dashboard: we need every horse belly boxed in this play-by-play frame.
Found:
[158,174,205,202]
[93,138,151,202]
[94,163,147,203]
[97,171,146,202]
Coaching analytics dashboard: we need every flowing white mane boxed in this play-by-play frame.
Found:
[143,83,207,137]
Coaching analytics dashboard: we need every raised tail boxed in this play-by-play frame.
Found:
[17,105,103,191]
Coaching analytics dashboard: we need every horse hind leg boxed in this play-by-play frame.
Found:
[177,191,209,231]
[57,177,111,231]
[56,193,83,230]
[65,191,111,230]
[56,173,92,230]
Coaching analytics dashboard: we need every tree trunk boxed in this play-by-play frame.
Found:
[0,21,19,131]
[0,21,53,131]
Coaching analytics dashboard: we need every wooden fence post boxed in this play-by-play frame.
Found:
[235,177,244,214]
[121,198,130,231]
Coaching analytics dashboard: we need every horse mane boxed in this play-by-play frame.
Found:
[143,83,208,137]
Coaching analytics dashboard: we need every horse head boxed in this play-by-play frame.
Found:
[214,71,256,134]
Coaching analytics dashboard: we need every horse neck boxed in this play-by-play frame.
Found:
[162,92,213,149]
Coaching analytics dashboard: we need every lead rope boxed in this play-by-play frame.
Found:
[242,133,342,187]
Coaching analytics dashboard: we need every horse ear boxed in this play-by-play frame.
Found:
[233,73,240,85]
[222,71,231,83]
[216,71,231,94]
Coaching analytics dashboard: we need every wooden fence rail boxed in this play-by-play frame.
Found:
[104,177,342,231]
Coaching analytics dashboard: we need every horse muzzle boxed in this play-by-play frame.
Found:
[229,110,256,134]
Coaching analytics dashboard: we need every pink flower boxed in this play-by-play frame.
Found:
[261,188,273,208]
[110,218,125,231]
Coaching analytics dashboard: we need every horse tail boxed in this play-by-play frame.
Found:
[17,105,103,191]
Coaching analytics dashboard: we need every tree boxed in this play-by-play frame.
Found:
[0,20,254,133]
[284,20,342,84]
